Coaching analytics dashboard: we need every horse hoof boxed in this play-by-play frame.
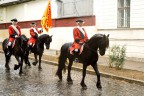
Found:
[98,87,102,91]
[67,81,73,84]
[32,61,38,66]
[25,65,31,69]
[32,62,36,66]
[5,65,10,70]
[19,72,24,76]
[5,67,10,70]
[82,86,87,90]
[38,67,42,71]
[14,65,19,70]
[25,62,31,67]
[97,86,102,91]
[5,69,10,73]
[58,79,62,82]
[67,79,73,84]
[67,78,73,84]
[97,83,102,90]
[56,71,62,80]
[57,75,62,80]
[28,64,31,67]
[81,83,87,89]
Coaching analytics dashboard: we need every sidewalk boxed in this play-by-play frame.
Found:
[44,50,144,72]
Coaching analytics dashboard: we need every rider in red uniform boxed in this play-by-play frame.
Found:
[6,18,21,56]
[27,22,43,53]
[70,19,88,55]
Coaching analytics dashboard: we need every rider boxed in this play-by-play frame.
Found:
[70,19,88,56]
[6,18,21,56]
[27,22,43,53]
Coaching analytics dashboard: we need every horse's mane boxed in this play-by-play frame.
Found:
[39,34,49,40]
[20,34,28,41]
[90,34,104,40]
[88,34,109,48]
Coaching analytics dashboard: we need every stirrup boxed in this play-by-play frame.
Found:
[6,51,11,56]
[74,58,79,62]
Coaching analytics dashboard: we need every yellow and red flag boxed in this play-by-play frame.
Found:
[41,0,52,32]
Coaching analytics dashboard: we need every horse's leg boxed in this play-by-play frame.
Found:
[24,52,31,67]
[80,64,87,88]
[67,58,74,83]
[32,53,38,66]
[19,55,24,75]
[56,54,67,80]
[38,54,42,70]
[5,54,11,70]
[14,55,21,70]
[91,63,102,90]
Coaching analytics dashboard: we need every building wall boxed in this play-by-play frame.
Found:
[95,0,144,29]
[1,0,144,58]
[94,0,117,29]
[0,0,60,23]
[0,0,93,23]
[131,0,144,28]
[94,0,144,58]
[0,0,96,50]
[61,0,93,17]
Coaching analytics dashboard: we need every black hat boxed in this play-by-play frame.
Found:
[31,22,36,25]
[11,18,18,22]
[76,19,84,23]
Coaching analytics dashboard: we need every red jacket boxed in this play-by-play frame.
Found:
[28,27,41,45]
[70,27,88,52]
[8,25,21,42]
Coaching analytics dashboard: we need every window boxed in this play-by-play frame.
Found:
[118,0,130,28]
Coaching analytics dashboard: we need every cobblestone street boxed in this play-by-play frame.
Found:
[0,53,144,96]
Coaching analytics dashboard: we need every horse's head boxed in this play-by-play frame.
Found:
[98,34,109,56]
[39,34,52,49]
[45,35,52,49]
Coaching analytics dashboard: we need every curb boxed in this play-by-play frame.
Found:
[0,50,144,86]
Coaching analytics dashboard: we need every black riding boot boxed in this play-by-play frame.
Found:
[73,49,80,62]
[28,45,32,54]
[74,58,79,62]
[6,46,12,56]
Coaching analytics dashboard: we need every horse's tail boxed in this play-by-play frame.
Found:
[56,43,71,80]
[2,38,8,52]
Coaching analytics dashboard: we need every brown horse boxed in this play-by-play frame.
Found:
[56,34,109,90]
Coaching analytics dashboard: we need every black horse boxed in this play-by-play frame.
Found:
[25,34,52,70]
[56,34,109,90]
[2,35,28,74]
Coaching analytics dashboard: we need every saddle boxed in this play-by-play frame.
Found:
[4,39,16,50]
[71,43,84,55]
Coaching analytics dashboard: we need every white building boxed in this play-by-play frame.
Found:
[0,0,144,59]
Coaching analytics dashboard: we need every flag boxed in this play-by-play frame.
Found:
[41,0,52,32]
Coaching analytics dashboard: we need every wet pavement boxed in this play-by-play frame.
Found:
[0,53,144,96]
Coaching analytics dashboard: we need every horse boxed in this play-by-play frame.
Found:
[56,34,109,90]
[25,34,52,70]
[2,34,28,74]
